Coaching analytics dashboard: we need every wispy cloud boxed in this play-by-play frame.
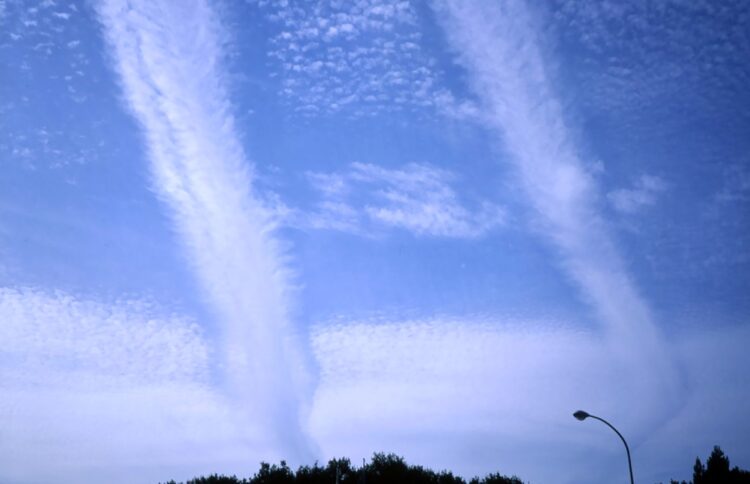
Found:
[433,89,484,123]
[434,0,678,422]
[608,174,666,214]
[302,162,505,237]
[96,0,312,459]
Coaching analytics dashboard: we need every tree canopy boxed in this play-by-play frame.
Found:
[668,446,750,484]
[161,453,523,484]
[163,446,750,484]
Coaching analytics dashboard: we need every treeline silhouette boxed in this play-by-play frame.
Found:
[162,446,750,484]
[667,446,750,484]
[161,453,523,484]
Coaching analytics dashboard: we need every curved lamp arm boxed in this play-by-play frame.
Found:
[573,410,634,484]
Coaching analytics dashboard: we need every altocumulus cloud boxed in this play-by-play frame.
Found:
[0,287,242,484]
[257,0,440,117]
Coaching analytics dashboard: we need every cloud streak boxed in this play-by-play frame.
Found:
[96,0,312,460]
[434,0,679,428]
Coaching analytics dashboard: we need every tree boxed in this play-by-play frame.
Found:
[675,446,750,484]
[705,446,731,482]
[165,452,525,484]
[693,457,705,484]
[471,472,524,484]
[252,461,294,484]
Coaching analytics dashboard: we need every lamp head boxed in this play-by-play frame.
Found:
[573,410,590,421]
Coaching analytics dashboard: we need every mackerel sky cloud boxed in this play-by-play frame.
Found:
[1,1,749,484]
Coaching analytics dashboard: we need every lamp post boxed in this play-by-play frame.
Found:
[573,410,634,484]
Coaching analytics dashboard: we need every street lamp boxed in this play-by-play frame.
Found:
[573,410,634,484]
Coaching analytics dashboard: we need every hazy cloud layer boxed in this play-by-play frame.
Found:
[2,289,747,484]
[0,288,235,484]
[309,317,750,484]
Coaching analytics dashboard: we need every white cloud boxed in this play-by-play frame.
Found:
[433,89,484,123]
[3,288,748,483]
[258,0,442,117]
[608,174,666,214]
[309,317,750,484]
[0,288,257,483]
[302,162,506,238]
[0,287,208,386]
[436,1,665,340]
[96,0,313,459]
[433,0,679,428]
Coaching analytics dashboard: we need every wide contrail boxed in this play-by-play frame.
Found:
[96,0,312,460]
[435,0,678,421]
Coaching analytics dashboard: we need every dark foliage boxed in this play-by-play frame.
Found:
[164,445,750,484]
[161,453,524,484]
[666,446,750,484]
[468,473,523,484]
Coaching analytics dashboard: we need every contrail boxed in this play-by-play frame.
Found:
[435,1,679,421]
[96,0,312,460]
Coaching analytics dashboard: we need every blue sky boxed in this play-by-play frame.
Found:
[1,1,749,483]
